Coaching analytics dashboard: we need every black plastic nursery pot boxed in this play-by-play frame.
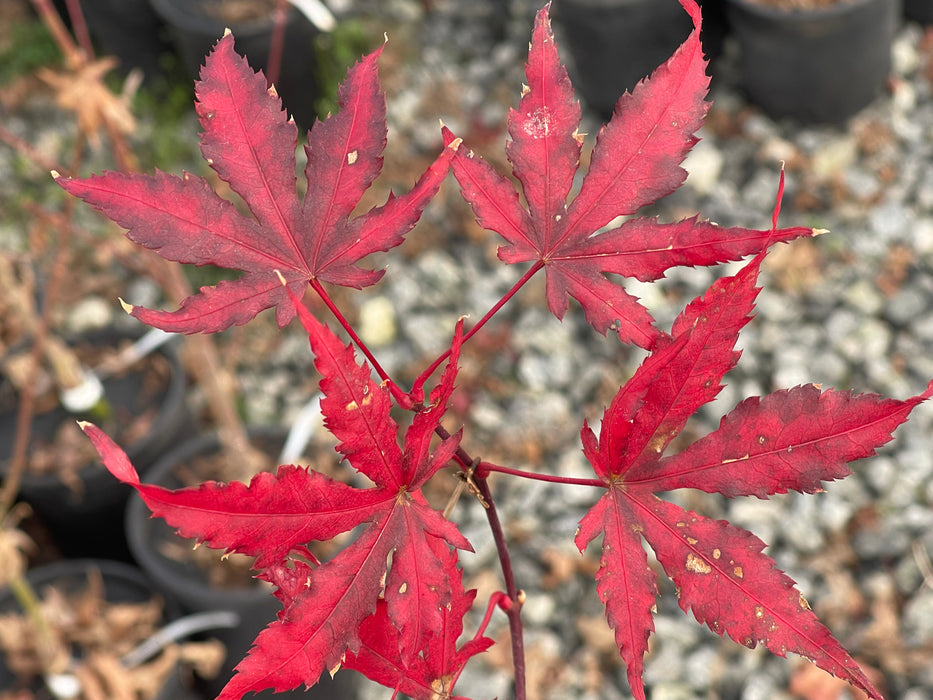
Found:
[553,0,726,118]
[125,427,360,699]
[77,0,172,81]
[148,0,319,128]
[905,0,933,23]
[0,558,198,700]
[726,0,900,123]
[0,328,188,561]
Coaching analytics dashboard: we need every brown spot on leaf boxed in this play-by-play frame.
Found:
[686,553,711,574]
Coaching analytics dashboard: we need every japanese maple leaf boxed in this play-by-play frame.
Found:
[81,309,471,698]
[58,33,452,333]
[343,535,494,699]
[575,252,933,700]
[443,0,815,349]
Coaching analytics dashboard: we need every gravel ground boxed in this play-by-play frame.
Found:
[3,1,933,699]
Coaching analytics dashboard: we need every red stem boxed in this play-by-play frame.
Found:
[411,261,544,400]
[0,125,66,176]
[29,0,82,68]
[63,0,94,58]
[474,474,526,700]
[479,461,604,488]
[434,425,525,700]
[434,426,526,700]
[308,278,414,408]
[267,0,288,87]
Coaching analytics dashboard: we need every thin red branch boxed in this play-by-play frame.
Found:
[433,424,527,700]
[478,461,605,488]
[63,0,94,59]
[0,125,67,176]
[29,0,83,68]
[474,474,526,700]
[267,0,289,87]
[411,261,544,401]
[308,278,414,409]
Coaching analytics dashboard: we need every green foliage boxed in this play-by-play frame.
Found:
[314,19,374,118]
[0,17,61,85]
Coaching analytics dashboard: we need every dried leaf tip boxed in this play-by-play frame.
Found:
[812,228,830,237]
[50,169,61,180]
[118,298,134,314]
[268,84,279,98]
[447,137,463,151]
[223,27,232,38]
[76,420,92,432]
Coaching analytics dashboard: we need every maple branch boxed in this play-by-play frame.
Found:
[473,474,527,700]
[308,277,414,409]
[433,424,527,699]
[411,261,545,401]
[478,462,605,488]
[62,0,94,59]
[266,0,289,87]
[29,0,84,68]
[0,125,66,176]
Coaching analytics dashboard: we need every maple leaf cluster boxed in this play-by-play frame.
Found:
[64,1,930,699]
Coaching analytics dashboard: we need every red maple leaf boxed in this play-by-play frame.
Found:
[57,34,452,333]
[343,535,494,699]
[443,0,816,349]
[81,307,470,697]
[575,253,933,700]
